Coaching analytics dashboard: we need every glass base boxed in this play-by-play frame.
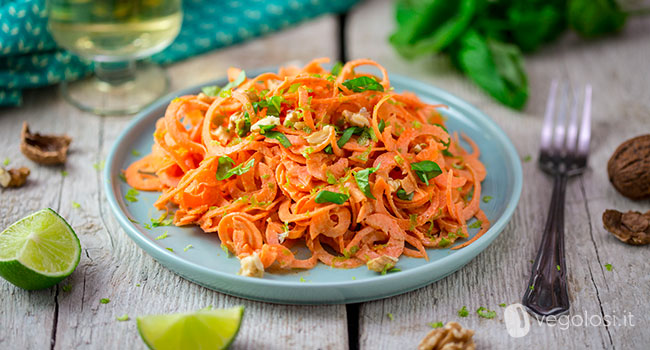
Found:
[60,61,169,116]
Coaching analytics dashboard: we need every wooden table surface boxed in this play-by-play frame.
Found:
[1,1,649,349]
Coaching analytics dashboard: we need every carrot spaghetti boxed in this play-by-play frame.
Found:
[125,58,490,276]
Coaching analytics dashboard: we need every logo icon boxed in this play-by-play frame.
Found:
[504,303,531,338]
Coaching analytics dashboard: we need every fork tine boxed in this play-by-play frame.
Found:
[565,89,580,153]
[540,80,559,151]
[577,85,592,155]
[552,82,569,152]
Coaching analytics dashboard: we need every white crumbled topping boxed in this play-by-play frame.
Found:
[228,111,247,131]
[239,253,264,278]
[387,178,401,193]
[283,110,300,127]
[343,107,371,128]
[251,116,281,133]
[413,143,426,154]
[366,255,398,273]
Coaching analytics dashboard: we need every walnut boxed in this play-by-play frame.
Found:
[250,116,280,133]
[607,134,650,200]
[366,255,398,273]
[602,209,650,245]
[418,322,476,350]
[239,253,264,278]
[20,122,71,165]
[343,107,370,128]
[0,167,30,188]
[304,125,333,145]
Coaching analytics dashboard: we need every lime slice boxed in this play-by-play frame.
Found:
[137,306,245,350]
[0,208,81,290]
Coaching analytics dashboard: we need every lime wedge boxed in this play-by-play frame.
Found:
[0,208,81,290]
[137,306,245,350]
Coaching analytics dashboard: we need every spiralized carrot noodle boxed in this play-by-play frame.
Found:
[125,58,490,276]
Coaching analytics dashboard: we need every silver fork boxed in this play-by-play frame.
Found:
[522,80,592,319]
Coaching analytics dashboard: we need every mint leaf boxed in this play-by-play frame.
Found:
[202,85,221,96]
[314,190,349,205]
[396,188,414,201]
[264,130,292,148]
[411,160,442,185]
[216,156,254,181]
[354,164,380,199]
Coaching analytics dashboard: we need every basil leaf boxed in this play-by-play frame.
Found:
[323,145,333,154]
[331,62,343,76]
[216,157,254,180]
[257,124,276,134]
[264,130,292,148]
[314,190,349,205]
[354,163,380,199]
[453,30,527,109]
[288,83,302,93]
[342,77,385,93]
[219,70,246,97]
[568,0,626,38]
[411,160,442,185]
[396,188,414,201]
[378,119,386,133]
[215,156,235,180]
[337,126,360,148]
[201,85,220,96]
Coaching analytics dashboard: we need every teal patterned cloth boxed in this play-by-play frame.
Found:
[0,0,358,106]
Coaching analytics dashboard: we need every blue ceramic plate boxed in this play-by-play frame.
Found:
[104,72,522,305]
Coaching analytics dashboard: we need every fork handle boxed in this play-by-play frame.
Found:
[522,173,570,318]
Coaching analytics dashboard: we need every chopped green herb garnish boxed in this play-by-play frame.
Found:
[314,190,349,205]
[337,126,362,148]
[411,160,442,185]
[354,164,379,199]
[184,244,193,252]
[386,313,394,321]
[100,298,110,304]
[476,307,497,319]
[61,170,69,177]
[131,149,141,157]
[93,161,105,171]
[343,245,359,259]
[155,231,169,240]
[166,248,174,252]
[499,303,507,307]
[556,265,561,271]
[299,277,306,282]
[125,189,139,202]
[62,284,72,292]
[221,244,230,257]
[136,283,141,287]
[255,95,285,116]
[342,76,385,93]
[378,119,386,133]
[150,214,173,228]
[428,322,444,328]
[605,263,612,271]
[468,220,482,229]
[458,306,469,317]
[396,188,414,201]
[529,285,534,290]
[72,201,81,209]
[523,155,532,162]
[482,196,493,203]
[331,62,343,76]
[118,173,127,183]
[116,314,130,322]
[438,238,451,247]
[2,157,9,166]
[216,156,255,180]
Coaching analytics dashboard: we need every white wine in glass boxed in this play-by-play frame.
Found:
[47,0,183,115]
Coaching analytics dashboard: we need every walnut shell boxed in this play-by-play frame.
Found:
[20,122,72,165]
[603,209,650,245]
[607,134,650,200]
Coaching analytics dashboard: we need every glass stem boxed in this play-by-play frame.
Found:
[94,61,136,86]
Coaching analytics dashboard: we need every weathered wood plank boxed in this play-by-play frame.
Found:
[1,15,349,350]
[348,1,650,349]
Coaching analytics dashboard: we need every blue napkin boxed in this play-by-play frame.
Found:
[0,0,358,106]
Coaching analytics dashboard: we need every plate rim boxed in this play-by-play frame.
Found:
[103,70,523,303]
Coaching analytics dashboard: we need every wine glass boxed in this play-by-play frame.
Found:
[46,0,183,115]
